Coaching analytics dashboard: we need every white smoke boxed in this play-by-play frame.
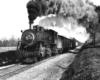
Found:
[33,15,90,43]
[29,0,99,44]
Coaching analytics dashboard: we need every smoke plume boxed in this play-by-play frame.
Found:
[27,0,98,23]
[27,0,98,43]
[33,15,90,43]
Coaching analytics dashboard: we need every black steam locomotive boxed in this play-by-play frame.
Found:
[16,25,76,63]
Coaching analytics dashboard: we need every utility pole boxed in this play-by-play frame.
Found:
[89,22,95,46]
[93,28,95,46]
[92,24,96,46]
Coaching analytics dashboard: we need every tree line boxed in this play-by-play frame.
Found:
[0,37,18,47]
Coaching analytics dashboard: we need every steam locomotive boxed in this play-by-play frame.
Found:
[16,25,76,63]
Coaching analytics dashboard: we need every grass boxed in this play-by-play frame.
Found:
[0,47,16,53]
[60,48,100,80]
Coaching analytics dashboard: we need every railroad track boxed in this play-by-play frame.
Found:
[0,47,78,80]
[0,50,17,66]
[0,54,61,80]
[0,63,27,79]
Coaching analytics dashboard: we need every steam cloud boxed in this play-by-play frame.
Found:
[27,0,98,43]
[33,15,90,43]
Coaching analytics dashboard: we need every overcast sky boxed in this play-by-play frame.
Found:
[0,0,99,40]
[0,0,29,39]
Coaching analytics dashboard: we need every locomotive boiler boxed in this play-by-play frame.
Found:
[16,25,76,63]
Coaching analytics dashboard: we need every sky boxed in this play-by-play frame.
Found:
[0,0,100,40]
[0,0,29,40]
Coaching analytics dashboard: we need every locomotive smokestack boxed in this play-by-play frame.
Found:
[29,22,31,29]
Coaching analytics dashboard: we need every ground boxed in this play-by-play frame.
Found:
[0,47,16,53]
[5,53,76,80]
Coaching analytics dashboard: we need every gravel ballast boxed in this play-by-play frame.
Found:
[5,53,75,80]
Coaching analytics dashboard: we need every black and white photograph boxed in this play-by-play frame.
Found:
[0,0,100,80]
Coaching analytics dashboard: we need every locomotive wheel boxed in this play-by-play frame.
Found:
[45,48,51,58]
[45,54,50,58]
[0,58,4,65]
[22,54,38,64]
[22,57,37,64]
[23,58,32,63]
[37,53,42,61]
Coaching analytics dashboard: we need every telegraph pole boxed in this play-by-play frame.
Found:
[89,22,95,46]
[91,23,96,46]
[93,26,95,46]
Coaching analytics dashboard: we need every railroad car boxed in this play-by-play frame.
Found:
[16,25,76,63]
